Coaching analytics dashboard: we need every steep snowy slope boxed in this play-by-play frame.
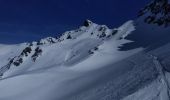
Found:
[0,0,170,100]
[0,20,144,100]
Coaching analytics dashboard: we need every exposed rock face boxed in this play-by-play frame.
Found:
[21,47,32,56]
[31,47,42,62]
[138,0,170,27]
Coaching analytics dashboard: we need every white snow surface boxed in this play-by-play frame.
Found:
[0,18,170,100]
[0,20,145,100]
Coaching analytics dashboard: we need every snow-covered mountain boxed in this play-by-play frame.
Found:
[0,0,170,100]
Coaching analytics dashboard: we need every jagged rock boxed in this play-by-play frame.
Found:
[99,32,106,38]
[94,47,98,51]
[21,47,32,56]
[66,34,72,39]
[48,37,56,43]
[36,37,57,45]
[138,0,170,27]
[37,41,43,45]
[29,43,33,46]
[112,30,118,35]
[88,50,94,54]
[99,26,107,32]
[32,47,42,62]
[154,17,165,26]
[13,58,23,66]
[144,16,156,24]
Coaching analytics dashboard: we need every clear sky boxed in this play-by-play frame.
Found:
[0,0,149,43]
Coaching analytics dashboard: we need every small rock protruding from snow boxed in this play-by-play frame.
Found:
[28,37,58,46]
[112,29,118,35]
[37,37,57,45]
[13,58,23,66]
[66,34,72,39]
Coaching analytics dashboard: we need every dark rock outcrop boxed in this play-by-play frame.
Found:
[138,0,170,27]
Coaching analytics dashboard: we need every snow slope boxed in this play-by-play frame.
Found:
[0,20,144,100]
[0,0,170,99]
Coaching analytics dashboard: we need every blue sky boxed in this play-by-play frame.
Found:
[0,0,149,43]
